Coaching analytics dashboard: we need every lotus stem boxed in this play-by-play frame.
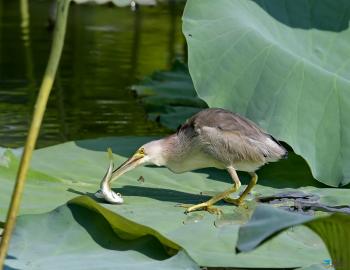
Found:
[0,0,71,267]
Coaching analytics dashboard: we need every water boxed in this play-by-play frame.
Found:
[0,0,185,148]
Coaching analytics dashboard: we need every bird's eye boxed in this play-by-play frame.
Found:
[139,148,145,155]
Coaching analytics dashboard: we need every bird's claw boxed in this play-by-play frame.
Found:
[176,203,222,215]
[203,206,222,215]
[223,197,243,206]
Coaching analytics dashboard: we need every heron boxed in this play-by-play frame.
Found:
[95,108,287,214]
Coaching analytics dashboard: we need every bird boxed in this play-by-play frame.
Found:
[96,108,288,214]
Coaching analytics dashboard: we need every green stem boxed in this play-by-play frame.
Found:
[0,0,71,267]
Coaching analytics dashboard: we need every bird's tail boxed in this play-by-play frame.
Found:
[281,149,288,159]
[265,135,288,162]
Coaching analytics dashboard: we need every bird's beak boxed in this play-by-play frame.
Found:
[109,152,146,182]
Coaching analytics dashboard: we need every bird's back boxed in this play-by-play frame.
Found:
[177,108,287,172]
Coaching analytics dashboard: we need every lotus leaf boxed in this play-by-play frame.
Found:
[237,205,350,270]
[183,0,350,186]
[1,137,350,268]
[5,201,199,270]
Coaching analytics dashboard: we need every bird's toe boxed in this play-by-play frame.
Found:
[175,203,192,209]
[206,206,223,215]
[223,197,243,206]
[176,202,222,215]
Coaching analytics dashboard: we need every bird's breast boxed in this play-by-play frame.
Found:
[165,151,224,173]
[232,161,264,172]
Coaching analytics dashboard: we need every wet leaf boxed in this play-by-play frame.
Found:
[183,0,350,186]
[236,205,350,270]
[258,191,350,215]
[5,201,199,270]
[1,137,350,268]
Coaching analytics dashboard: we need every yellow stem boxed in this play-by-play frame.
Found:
[0,0,71,267]
[20,0,30,45]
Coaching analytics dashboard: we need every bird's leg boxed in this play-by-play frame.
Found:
[181,167,241,214]
[224,172,257,205]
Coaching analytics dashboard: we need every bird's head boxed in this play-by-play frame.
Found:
[95,136,173,204]
[110,139,167,179]
[97,138,171,204]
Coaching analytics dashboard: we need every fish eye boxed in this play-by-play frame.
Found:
[139,148,145,155]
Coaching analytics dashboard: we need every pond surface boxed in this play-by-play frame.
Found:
[0,0,185,148]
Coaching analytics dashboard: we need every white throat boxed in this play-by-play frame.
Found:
[144,138,168,166]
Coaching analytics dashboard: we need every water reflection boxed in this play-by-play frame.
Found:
[0,0,185,148]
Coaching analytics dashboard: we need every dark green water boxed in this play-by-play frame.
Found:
[0,0,185,148]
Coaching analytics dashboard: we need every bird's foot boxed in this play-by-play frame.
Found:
[177,203,222,215]
[223,197,243,206]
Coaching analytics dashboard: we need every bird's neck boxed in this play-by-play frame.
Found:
[154,134,182,165]
[160,134,221,173]
[161,134,190,161]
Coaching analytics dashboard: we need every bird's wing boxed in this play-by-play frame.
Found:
[200,125,267,163]
[182,108,266,139]
[178,108,283,163]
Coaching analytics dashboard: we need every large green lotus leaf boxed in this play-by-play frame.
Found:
[1,137,350,268]
[5,202,199,270]
[183,0,350,187]
[237,205,350,270]
[0,149,98,221]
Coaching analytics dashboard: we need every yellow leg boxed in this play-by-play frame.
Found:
[224,172,257,205]
[179,167,241,214]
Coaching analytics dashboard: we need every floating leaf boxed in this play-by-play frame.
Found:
[183,0,350,186]
[1,137,350,268]
[236,205,350,270]
[258,190,350,215]
[5,201,199,270]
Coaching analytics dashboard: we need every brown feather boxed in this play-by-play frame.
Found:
[176,108,287,171]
